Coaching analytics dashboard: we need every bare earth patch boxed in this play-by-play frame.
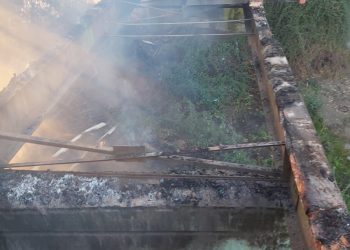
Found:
[318,75,350,158]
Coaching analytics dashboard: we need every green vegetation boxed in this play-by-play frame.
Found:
[159,37,253,114]
[136,37,274,166]
[154,37,255,147]
[302,79,350,207]
[157,101,242,148]
[265,0,350,76]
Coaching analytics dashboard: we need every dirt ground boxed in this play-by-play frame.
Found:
[318,75,350,160]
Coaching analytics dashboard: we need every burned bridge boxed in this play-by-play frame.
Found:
[0,0,349,249]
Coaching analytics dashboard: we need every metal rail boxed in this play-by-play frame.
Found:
[110,32,254,38]
[3,155,280,176]
[0,131,284,173]
[0,131,284,155]
[114,19,253,26]
[179,140,285,153]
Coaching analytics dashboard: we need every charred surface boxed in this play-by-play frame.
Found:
[0,171,289,209]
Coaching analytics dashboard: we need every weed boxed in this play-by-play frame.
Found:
[265,0,350,77]
[249,126,271,142]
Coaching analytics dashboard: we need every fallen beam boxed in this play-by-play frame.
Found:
[159,155,278,174]
[3,155,278,176]
[177,140,285,154]
[0,131,283,156]
[0,131,282,175]
[0,131,145,156]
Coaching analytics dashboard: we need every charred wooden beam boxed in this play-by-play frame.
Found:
[176,141,285,154]
[0,131,145,156]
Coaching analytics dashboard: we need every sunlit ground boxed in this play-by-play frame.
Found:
[0,0,120,163]
[0,3,66,91]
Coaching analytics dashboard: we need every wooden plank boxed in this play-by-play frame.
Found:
[159,155,279,174]
[177,141,285,154]
[0,131,143,156]
[0,153,161,169]
[1,158,116,168]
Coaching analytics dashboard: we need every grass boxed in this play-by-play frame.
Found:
[130,36,275,166]
[154,37,256,148]
[302,79,350,208]
[159,37,253,114]
[264,0,350,77]
[157,100,242,148]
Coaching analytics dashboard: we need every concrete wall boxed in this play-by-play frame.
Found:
[247,1,350,249]
[0,171,289,209]
[0,207,289,250]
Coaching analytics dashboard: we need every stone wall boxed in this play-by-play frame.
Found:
[248,1,350,249]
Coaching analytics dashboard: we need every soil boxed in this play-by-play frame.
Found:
[318,75,350,159]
